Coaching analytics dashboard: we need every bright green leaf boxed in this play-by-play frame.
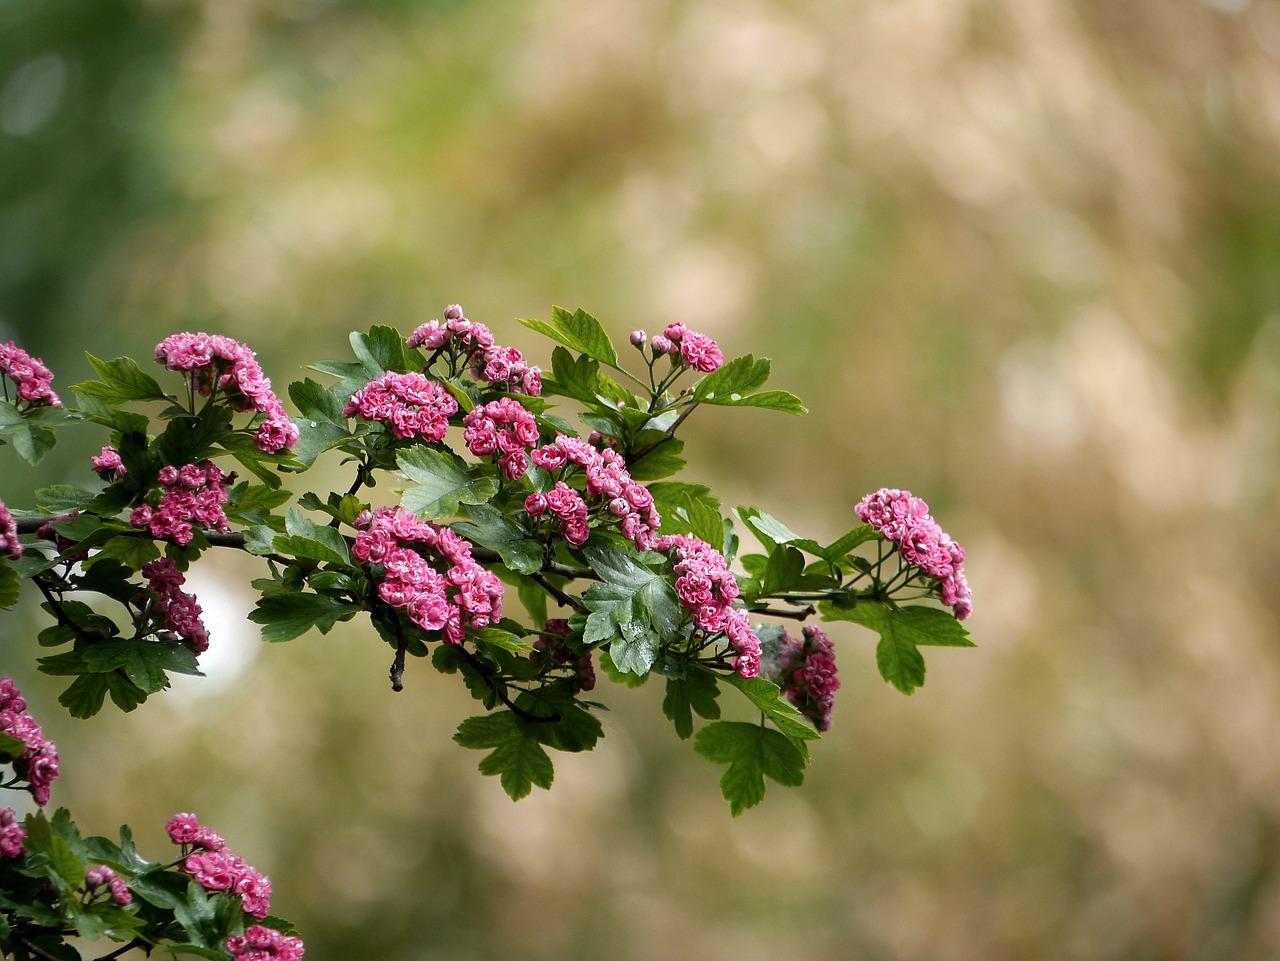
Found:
[398,445,497,519]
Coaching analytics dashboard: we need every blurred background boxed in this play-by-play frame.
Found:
[3,0,1280,957]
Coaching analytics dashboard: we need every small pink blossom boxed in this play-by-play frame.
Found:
[0,677,59,805]
[653,535,758,678]
[760,625,839,732]
[0,498,20,560]
[343,371,457,441]
[0,807,25,858]
[0,341,61,407]
[91,446,127,481]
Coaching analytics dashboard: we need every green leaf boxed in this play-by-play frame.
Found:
[454,711,554,800]
[627,437,686,482]
[105,673,148,712]
[453,503,542,575]
[472,627,534,654]
[515,688,604,753]
[58,674,109,718]
[35,484,97,514]
[4,420,57,464]
[662,668,722,739]
[0,563,18,610]
[0,731,26,763]
[288,378,346,426]
[694,720,807,815]
[276,508,352,566]
[241,525,280,556]
[22,810,86,891]
[692,354,771,402]
[820,599,972,694]
[77,353,169,402]
[761,545,805,596]
[90,535,161,570]
[709,389,806,414]
[398,445,498,519]
[721,673,821,748]
[285,418,349,469]
[249,592,359,642]
[579,544,684,676]
[522,307,619,368]
[658,490,725,549]
[820,523,878,561]
[81,640,201,693]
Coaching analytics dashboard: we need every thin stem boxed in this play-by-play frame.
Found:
[749,604,818,621]
[529,572,582,612]
[97,940,146,961]
[15,936,66,961]
[454,645,559,724]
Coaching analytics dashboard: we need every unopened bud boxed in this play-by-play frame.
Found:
[629,330,646,347]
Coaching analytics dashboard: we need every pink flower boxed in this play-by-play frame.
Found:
[760,625,839,732]
[0,678,59,805]
[679,332,724,373]
[0,341,61,408]
[855,488,972,620]
[653,535,757,678]
[343,371,457,442]
[132,460,230,546]
[226,924,305,960]
[91,446,127,481]
[142,559,211,654]
[0,808,25,858]
[0,498,20,560]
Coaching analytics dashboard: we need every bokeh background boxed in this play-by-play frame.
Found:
[3,0,1280,958]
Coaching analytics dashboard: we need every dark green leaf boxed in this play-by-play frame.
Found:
[627,437,686,482]
[35,484,97,514]
[249,592,359,642]
[398,445,497,519]
[454,711,555,800]
[692,354,770,402]
[0,563,17,610]
[288,378,346,426]
[276,508,352,566]
[81,354,169,402]
[662,668,722,739]
[0,731,26,763]
[58,674,108,718]
[105,673,148,712]
[453,503,542,575]
[694,720,807,815]
[820,599,972,694]
[761,545,805,595]
[89,536,161,570]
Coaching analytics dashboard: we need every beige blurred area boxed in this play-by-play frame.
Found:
[5,0,1280,958]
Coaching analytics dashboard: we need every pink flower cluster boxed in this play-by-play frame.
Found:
[226,925,305,960]
[652,534,759,678]
[761,625,840,732]
[142,558,210,654]
[352,507,503,642]
[167,813,273,920]
[0,497,20,559]
[407,304,542,396]
[85,865,133,906]
[524,434,661,550]
[130,460,230,546]
[91,445,127,482]
[854,488,972,620]
[0,807,25,858]
[462,398,540,481]
[641,322,724,374]
[0,340,61,407]
[0,676,59,806]
[530,619,596,692]
[154,333,298,454]
[342,370,458,441]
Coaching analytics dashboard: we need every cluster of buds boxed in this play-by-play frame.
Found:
[0,676,59,806]
[167,813,274,921]
[462,397,540,481]
[154,332,298,454]
[652,534,759,678]
[629,322,724,374]
[352,507,503,642]
[141,558,210,654]
[854,487,972,620]
[530,619,595,692]
[0,340,61,408]
[0,807,24,858]
[407,304,542,396]
[342,370,458,442]
[525,434,660,551]
[759,625,840,732]
[226,925,306,960]
[85,865,133,906]
[0,497,20,559]
[130,461,231,546]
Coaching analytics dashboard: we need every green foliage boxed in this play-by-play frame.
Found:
[820,599,973,694]
[694,721,807,815]
[398,445,498,519]
[454,710,555,800]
